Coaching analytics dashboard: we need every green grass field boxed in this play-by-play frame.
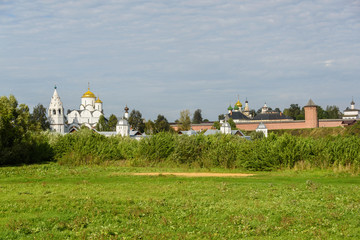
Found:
[1,163,360,239]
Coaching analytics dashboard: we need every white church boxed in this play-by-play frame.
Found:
[48,86,133,137]
[48,86,249,139]
[342,99,360,120]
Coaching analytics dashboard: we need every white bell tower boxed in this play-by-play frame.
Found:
[48,86,65,134]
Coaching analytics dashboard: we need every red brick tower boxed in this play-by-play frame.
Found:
[304,99,319,128]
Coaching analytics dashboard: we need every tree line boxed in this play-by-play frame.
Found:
[96,108,210,133]
[283,104,342,120]
[0,94,359,169]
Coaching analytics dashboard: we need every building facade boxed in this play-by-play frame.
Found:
[48,86,65,134]
[49,86,103,133]
[67,88,103,131]
[343,99,360,120]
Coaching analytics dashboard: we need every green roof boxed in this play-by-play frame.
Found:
[227,105,233,110]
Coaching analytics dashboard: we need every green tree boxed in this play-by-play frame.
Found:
[145,120,155,135]
[203,119,209,122]
[228,118,237,130]
[218,114,225,121]
[0,95,30,149]
[296,107,305,120]
[249,109,256,118]
[154,114,170,133]
[250,131,264,140]
[213,121,220,130]
[283,104,301,120]
[325,105,342,119]
[316,105,341,119]
[316,106,326,119]
[0,95,53,165]
[129,109,145,133]
[178,110,191,131]
[96,115,108,131]
[108,114,118,131]
[192,109,203,124]
[30,103,50,131]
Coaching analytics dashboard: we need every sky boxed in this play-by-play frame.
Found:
[1,0,359,121]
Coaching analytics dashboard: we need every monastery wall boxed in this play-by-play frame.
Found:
[319,120,343,128]
[235,121,307,131]
[171,119,344,132]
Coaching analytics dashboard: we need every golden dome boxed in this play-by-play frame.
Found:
[95,97,103,103]
[235,100,242,108]
[81,89,96,98]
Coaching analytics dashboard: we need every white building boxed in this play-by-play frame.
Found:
[48,86,65,134]
[220,121,231,134]
[343,99,360,120]
[48,86,103,133]
[48,86,146,139]
[116,118,130,137]
[67,87,103,130]
[256,122,268,138]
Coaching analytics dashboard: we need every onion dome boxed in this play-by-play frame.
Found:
[351,99,355,105]
[124,105,129,113]
[227,105,233,111]
[82,88,96,98]
[234,105,239,110]
[95,97,103,103]
[235,100,242,108]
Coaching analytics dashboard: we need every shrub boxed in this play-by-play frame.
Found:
[49,127,360,170]
[138,132,175,162]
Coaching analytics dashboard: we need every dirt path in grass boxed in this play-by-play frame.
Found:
[132,172,255,177]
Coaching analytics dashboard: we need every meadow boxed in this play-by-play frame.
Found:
[1,163,360,239]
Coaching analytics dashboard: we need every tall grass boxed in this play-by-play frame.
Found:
[50,129,360,171]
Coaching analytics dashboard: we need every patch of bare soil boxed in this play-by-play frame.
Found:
[132,172,254,177]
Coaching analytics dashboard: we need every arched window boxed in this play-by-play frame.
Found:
[58,109,61,114]
[53,109,56,115]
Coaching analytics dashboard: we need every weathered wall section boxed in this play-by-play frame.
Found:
[171,119,344,131]
[171,116,345,131]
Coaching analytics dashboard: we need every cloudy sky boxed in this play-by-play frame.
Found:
[1,0,359,121]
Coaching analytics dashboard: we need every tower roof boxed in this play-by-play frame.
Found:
[351,99,355,105]
[95,97,103,103]
[49,87,63,108]
[305,99,317,107]
[256,122,267,130]
[117,118,129,126]
[227,105,233,111]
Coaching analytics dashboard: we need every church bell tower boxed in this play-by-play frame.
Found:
[48,86,65,134]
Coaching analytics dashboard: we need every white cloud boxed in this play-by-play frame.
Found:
[323,59,334,67]
[0,0,359,120]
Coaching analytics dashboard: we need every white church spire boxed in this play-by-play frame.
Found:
[48,85,65,134]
